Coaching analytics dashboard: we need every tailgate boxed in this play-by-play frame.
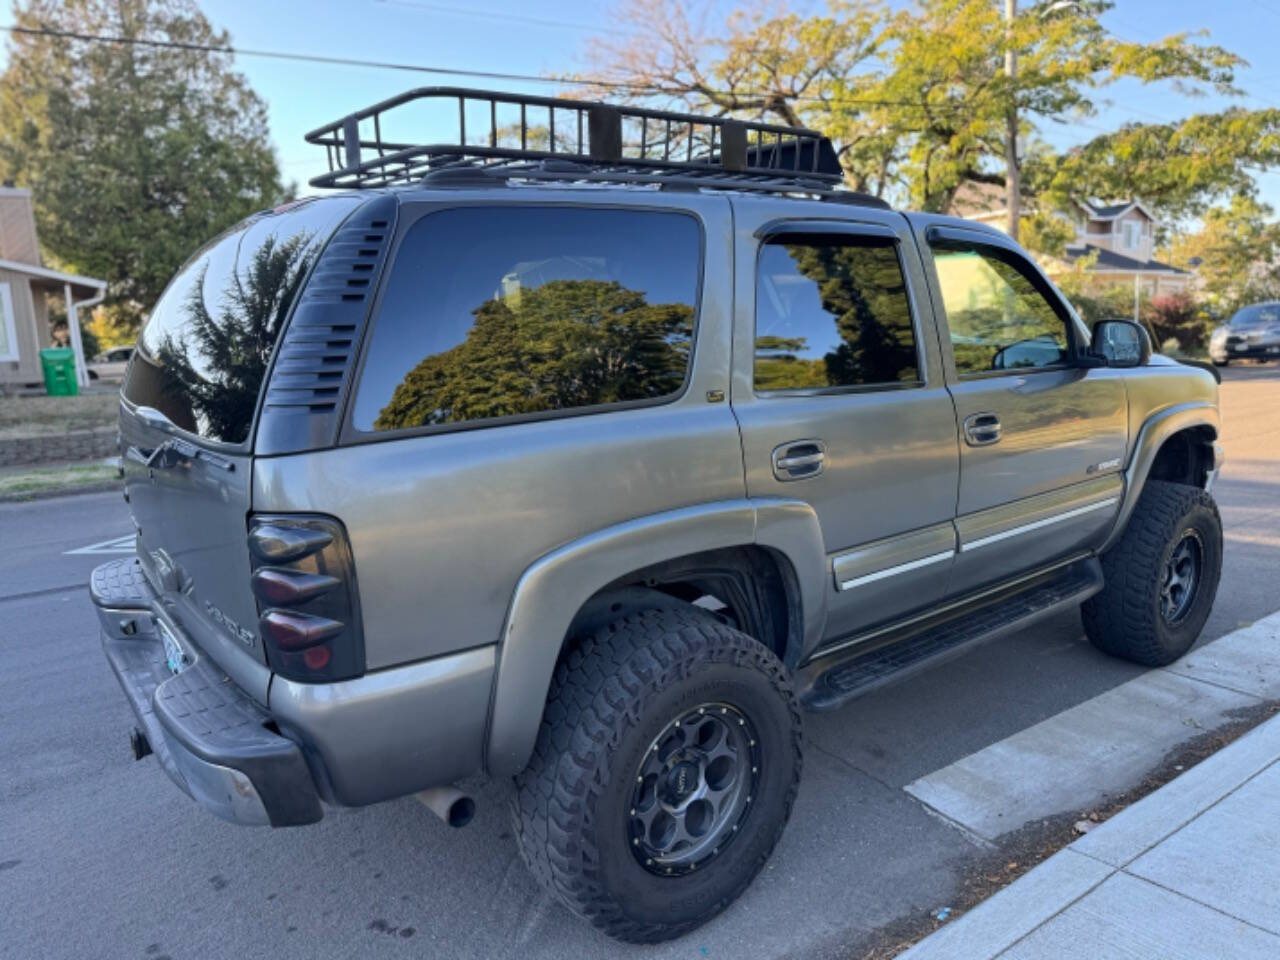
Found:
[117,196,365,676]
[121,409,263,666]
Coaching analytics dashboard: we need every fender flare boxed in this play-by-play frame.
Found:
[1098,401,1221,553]
[484,498,827,777]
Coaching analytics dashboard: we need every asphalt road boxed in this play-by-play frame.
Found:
[2,364,1278,960]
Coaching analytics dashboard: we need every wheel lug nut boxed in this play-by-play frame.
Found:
[630,808,636,815]
[633,838,639,845]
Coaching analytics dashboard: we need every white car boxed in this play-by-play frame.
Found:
[1208,302,1280,366]
[87,346,134,381]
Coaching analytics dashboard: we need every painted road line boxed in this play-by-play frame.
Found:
[64,534,135,556]
[904,610,1280,843]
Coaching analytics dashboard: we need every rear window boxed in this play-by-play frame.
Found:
[352,206,702,433]
[123,197,360,445]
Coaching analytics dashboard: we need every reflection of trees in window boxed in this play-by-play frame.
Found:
[937,250,1066,373]
[374,279,693,431]
[151,233,314,443]
[754,241,917,390]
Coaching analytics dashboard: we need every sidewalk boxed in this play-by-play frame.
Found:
[901,704,1280,958]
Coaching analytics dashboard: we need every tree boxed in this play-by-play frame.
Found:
[574,1,1270,223]
[1161,195,1280,312]
[374,280,694,431]
[0,0,290,335]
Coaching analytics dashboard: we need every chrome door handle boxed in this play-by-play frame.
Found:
[963,412,1002,447]
[772,439,826,481]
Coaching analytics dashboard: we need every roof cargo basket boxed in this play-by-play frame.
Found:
[305,87,886,208]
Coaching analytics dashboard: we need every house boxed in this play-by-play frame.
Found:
[0,185,106,390]
[1060,200,1190,298]
[954,187,1190,299]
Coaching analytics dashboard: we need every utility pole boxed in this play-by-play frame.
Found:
[1004,0,1020,243]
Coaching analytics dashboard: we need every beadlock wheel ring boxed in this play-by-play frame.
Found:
[627,701,762,877]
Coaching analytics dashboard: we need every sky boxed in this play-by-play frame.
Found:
[10,0,1280,210]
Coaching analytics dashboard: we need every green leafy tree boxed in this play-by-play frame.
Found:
[374,280,694,431]
[1161,195,1280,312]
[575,1,1272,224]
[0,0,290,335]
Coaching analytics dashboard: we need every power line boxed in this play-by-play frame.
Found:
[372,0,635,37]
[3,22,1275,123]
[0,23,981,111]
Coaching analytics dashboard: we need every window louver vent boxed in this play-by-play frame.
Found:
[255,195,398,455]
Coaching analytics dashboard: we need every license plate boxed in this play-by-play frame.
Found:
[158,620,186,674]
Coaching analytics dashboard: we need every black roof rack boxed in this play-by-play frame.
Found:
[305,87,888,208]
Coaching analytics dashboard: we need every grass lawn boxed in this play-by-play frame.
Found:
[0,462,120,500]
[0,392,119,440]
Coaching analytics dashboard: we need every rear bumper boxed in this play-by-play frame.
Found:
[92,557,495,819]
[92,559,322,827]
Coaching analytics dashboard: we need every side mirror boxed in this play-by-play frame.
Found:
[1091,319,1151,368]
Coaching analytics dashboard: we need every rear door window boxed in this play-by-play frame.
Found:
[352,206,702,433]
[754,233,919,392]
[123,197,360,444]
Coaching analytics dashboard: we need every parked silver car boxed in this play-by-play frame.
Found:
[90,89,1225,943]
[1209,301,1280,365]
[87,345,133,381]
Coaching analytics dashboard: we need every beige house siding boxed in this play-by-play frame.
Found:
[0,269,42,384]
[0,187,41,266]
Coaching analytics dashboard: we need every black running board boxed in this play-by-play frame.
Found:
[796,558,1104,712]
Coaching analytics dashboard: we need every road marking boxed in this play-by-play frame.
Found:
[65,535,136,556]
[903,611,1280,842]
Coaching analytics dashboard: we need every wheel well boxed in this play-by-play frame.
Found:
[1148,426,1217,488]
[563,545,803,667]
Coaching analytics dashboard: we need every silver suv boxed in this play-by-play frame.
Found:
[92,89,1225,943]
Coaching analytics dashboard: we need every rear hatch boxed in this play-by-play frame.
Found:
[120,195,363,674]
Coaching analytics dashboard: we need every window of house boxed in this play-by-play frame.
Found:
[931,242,1072,375]
[1121,220,1141,250]
[352,207,702,433]
[753,234,919,392]
[0,283,16,363]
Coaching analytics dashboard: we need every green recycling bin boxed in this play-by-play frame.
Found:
[40,347,79,396]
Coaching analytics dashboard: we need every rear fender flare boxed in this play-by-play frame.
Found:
[484,498,827,777]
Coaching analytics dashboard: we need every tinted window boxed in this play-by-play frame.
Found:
[932,243,1071,375]
[123,197,360,444]
[754,234,918,392]
[354,207,701,432]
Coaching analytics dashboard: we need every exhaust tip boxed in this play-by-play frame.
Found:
[448,795,476,828]
[416,786,476,828]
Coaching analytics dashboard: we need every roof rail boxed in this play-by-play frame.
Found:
[305,87,888,208]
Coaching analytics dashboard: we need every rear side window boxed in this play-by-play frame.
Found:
[352,206,701,433]
[123,197,360,444]
[754,234,919,392]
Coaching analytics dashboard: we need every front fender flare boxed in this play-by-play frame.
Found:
[484,498,827,777]
[1098,401,1220,553]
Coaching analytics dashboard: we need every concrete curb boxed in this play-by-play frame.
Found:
[0,480,121,504]
[899,654,1280,959]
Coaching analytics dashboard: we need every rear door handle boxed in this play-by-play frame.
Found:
[963,412,1002,447]
[772,439,826,481]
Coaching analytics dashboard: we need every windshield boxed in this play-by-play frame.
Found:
[1230,303,1280,327]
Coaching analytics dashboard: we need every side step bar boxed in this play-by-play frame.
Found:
[796,558,1104,712]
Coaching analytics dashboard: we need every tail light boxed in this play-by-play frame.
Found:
[248,514,364,682]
